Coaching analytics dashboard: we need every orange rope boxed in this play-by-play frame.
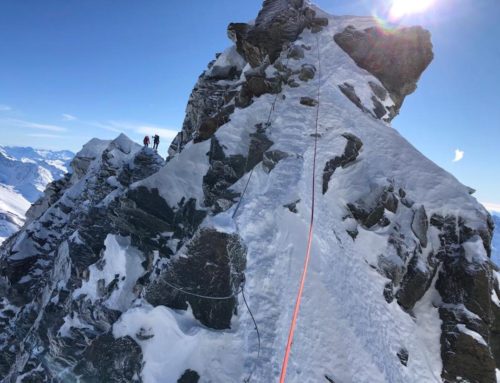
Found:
[279,34,321,383]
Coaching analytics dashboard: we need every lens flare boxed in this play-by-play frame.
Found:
[389,0,436,20]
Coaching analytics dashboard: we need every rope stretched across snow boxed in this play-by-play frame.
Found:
[279,32,322,383]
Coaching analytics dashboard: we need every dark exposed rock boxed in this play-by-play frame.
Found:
[372,96,387,119]
[203,137,246,211]
[369,81,388,101]
[440,320,496,383]
[300,96,318,107]
[228,0,313,67]
[383,282,394,303]
[382,191,399,213]
[396,254,432,311]
[146,228,246,329]
[397,348,409,366]
[339,82,390,120]
[235,83,255,109]
[136,327,154,341]
[288,44,305,59]
[25,173,72,224]
[338,82,366,113]
[208,65,241,80]
[168,54,242,156]
[284,199,300,214]
[246,130,274,171]
[195,105,236,143]
[334,25,433,118]
[491,280,500,366]
[322,133,363,194]
[74,334,143,383]
[202,126,273,213]
[117,148,165,186]
[411,205,429,248]
[178,369,200,383]
[310,17,329,34]
[430,214,497,382]
[346,229,358,240]
[263,150,289,173]
[298,64,316,82]
[246,75,282,97]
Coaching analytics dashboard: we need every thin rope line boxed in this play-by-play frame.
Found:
[232,45,293,220]
[279,33,322,383]
[163,278,243,300]
[242,283,261,383]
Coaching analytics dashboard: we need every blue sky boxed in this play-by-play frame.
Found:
[0,0,498,208]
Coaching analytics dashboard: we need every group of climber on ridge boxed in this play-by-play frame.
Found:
[143,134,160,150]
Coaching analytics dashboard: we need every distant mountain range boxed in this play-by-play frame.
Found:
[0,146,73,243]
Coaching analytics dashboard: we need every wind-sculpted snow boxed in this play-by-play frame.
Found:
[0,1,498,382]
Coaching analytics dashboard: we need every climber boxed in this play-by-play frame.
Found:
[153,134,160,150]
[143,135,150,147]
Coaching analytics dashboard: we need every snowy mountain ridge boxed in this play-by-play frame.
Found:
[0,146,73,243]
[0,1,498,382]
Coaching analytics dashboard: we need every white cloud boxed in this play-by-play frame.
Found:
[453,149,464,162]
[26,133,65,138]
[0,105,12,112]
[1,118,67,132]
[136,126,178,140]
[62,113,77,121]
[482,202,500,214]
[92,120,178,140]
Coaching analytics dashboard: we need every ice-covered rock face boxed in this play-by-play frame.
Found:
[0,1,498,382]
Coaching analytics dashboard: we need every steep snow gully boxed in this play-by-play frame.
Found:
[0,1,499,383]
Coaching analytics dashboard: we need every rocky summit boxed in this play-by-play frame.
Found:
[0,1,498,382]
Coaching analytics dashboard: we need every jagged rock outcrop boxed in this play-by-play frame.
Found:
[0,1,497,382]
[334,25,433,118]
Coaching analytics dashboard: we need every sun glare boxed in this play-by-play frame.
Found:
[389,0,436,20]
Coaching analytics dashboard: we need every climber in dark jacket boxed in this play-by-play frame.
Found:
[143,135,150,147]
[153,134,160,150]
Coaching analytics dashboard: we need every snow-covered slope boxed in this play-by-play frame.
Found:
[0,146,73,202]
[0,146,73,243]
[0,185,30,244]
[0,2,498,383]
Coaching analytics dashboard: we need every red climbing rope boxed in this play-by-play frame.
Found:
[279,34,321,383]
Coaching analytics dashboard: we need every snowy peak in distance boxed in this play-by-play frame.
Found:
[0,145,74,243]
[0,145,73,202]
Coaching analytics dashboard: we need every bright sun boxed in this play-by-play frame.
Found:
[389,0,436,19]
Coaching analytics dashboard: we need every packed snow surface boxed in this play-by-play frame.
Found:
[114,304,243,383]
